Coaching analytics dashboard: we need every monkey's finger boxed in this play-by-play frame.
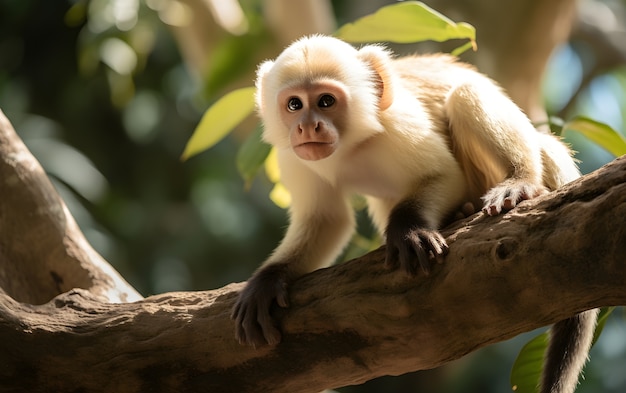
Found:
[409,238,432,275]
[415,249,432,276]
[247,327,269,348]
[483,203,501,216]
[399,242,419,276]
[231,301,241,320]
[234,317,248,345]
[425,236,443,256]
[235,306,262,346]
[503,197,517,210]
[246,320,270,348]
[461,202,476,217]
[276,282,289,308]
[234,299,275,347]
[384,246,400,270]
[436,241,450,264]
[426,235,448,264]
[257,312,282,346]
[276,296,288,308]
[263,328,281,346]
[232,303,249,340]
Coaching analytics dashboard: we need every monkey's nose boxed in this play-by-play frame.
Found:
[299,122,320,134]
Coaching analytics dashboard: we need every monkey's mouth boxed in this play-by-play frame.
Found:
[294,142,336,161]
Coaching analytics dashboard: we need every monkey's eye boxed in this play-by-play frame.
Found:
[287,98,303,112]
[318,94,335,108]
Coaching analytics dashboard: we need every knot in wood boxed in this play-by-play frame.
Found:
[492,238,518,261]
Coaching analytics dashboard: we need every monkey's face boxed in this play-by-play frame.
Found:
[256,36,389,159]
[277,81,347,161]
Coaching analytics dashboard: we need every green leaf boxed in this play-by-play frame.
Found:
[510,332,548,393]
[450,40,476,57]
[264,147,280,183]
[202,29,271,98]
[262,148,291,208]
[236,124,272,187]
[181,86,256,161]
[269,182,291,209]
[335,1,476,49]
[543,116,566,136]
[592,307,615,344]
[563,116,626,158]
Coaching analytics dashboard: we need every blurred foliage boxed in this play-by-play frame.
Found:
[563,116,626,157]
[183,1,477,207]
[335,0,476,55]
[0,0,286,296]
[181,86,256,161]
[1,1,625,393]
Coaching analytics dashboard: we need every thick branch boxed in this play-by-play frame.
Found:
[0,110,141,304]
[0,106,625,392]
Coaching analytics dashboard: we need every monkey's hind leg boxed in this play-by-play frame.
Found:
[540,309,599,393]
[444,79,549,215]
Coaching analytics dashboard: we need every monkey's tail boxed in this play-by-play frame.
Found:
[540,308,599,393]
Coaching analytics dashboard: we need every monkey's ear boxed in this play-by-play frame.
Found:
[255,60,275,111]
[358,46,394,111]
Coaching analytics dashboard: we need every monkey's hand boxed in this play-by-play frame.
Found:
[385,225,448,276]
[482,180,548,216]
[231,263,290,347]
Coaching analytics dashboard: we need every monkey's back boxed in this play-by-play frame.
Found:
[391,53,480,96]
[390,54,482,140]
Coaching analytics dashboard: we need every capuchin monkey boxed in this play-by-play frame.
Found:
[231,35,597,393]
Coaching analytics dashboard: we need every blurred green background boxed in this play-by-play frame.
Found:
[1,0,625,392]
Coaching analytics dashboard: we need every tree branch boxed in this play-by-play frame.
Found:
[1,108,625,392]
[0,110,141,305]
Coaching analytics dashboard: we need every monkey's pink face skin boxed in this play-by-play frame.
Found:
[278,82,347,161]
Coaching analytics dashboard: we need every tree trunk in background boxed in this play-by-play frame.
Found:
[341,0,576,120]
[431,0,576,122]
[172,0,576,116]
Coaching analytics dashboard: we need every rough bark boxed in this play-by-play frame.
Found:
[0,111,625,392]
[0,110,141,306]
